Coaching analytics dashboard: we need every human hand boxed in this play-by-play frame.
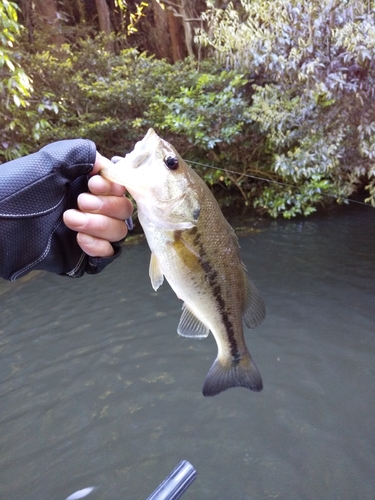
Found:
[63,152,133,258]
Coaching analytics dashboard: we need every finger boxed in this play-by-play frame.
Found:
[77,192,133,220]
[88,174,126,197]
[76,233,115,258]
[63,210,128,242]
[91,151,114,176]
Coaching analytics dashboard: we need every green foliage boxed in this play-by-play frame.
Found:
[0,1,29,104]
[0,1,31,158]
[17,41,265,199]
[148,72,250,148]
[253,175,336,219]
[9,37,266,206]
[4,0,375,217]
[0,1,58,160]
[22,42,188,155]
[196,0,375,215]
[144,66,271,204]
[114,0,149,35]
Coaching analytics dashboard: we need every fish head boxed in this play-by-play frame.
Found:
[101,129,201,230]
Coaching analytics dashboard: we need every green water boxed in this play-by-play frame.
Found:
[1,205,374,499]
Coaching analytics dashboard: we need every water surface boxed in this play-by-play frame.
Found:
[1,204,374,499]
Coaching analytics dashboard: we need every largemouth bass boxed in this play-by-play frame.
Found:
[101,129,266,396]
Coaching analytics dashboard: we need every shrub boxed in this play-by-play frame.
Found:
[196,0,375,215]
[14,40,268,206]
[0,1,50,160]
[6,0,375,218]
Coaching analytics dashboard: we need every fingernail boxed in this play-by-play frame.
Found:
[125,217,134,230]
[111,156,123,164]
[78,193,102,211]
[66,210,88,229]
[77,233,96,245]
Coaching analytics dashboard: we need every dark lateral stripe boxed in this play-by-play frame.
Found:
[191,228,240,361]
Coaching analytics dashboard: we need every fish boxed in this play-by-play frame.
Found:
[100,128,266,396]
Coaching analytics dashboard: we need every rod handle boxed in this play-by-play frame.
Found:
[146,460,197,500]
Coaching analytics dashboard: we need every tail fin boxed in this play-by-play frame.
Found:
[202,354,263,397]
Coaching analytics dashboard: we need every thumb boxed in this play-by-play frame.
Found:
[91,152,114,176]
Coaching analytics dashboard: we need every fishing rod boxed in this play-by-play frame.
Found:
[146,460,197,500]
[186,159,374,210]
[65,461,197,500]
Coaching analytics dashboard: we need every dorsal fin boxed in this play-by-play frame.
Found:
[243,277,266,329]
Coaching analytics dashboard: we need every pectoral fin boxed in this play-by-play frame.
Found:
[177,303,210,338]
[243,277,266,329]
[149,252,164,291]
[172,234,201,272]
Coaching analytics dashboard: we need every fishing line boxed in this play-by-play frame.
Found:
[186,159,374,209]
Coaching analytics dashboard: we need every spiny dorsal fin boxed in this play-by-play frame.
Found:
[149,252,164,291]
[177,303,210,338]
[243,277,266,329]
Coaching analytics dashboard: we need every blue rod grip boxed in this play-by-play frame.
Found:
[146,460,197,500]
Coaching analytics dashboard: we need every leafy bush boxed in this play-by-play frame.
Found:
[196,0,375,215]
[12,39,267,206]
[4,0,375,218]
[0,1,46,160]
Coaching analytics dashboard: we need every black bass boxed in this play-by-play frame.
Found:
[101,129,266,396]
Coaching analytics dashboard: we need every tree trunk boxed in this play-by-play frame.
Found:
[33,0,65,46]
[161,0,202,61]
[150,0,171,61]
[177,0,195,58]
[167,8,182,62]
[95,0,112,34]
[19,0,34,45]
[95,0,114,51]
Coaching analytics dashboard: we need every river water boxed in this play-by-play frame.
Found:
[0,204,374,500]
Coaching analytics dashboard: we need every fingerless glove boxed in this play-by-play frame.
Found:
[0,140,121,281]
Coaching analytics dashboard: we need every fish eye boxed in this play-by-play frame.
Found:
[164,155,179,170]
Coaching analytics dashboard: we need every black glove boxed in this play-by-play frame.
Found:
[0,139,122,281]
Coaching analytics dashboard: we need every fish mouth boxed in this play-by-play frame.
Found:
[134,128,160,154]
[110,150,149,170]
[142,128,158,141]
[110,129,159,167]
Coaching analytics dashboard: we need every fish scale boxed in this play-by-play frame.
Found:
[101,128,266,397]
